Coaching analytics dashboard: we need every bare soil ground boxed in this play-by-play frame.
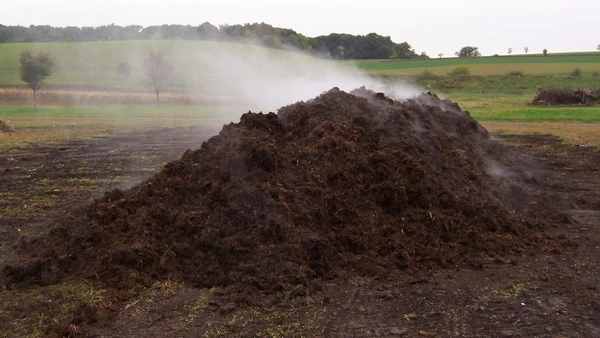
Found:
[1,106,599,336]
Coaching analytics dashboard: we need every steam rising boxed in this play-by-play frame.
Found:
[184,43,420,112]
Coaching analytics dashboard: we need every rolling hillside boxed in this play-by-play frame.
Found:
[2,41,599,89]
[0,40,325,89]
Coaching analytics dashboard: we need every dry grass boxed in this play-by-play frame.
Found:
[482,122,600,146]
[0,86,237,106]
[0,117,226,149]
[0,119,14,134]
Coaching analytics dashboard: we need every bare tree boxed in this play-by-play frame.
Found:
[19,50,55,109]
[507,48,513,55]
[543,48,548,56]
[524,46,529,54]
[144,51,174,103]
[438,53,443,58]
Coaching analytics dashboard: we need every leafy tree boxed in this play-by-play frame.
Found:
[524,46,529,54]
[507,48,513,55]
[597,44,600,51]
[197,22,220,40]
[144,51,174,103]
[391,41,416,59]
[19,50,55,109]
[455,46,481,58]
[543,48,548,56]
[437,53,443,58]
[0,23,424,60]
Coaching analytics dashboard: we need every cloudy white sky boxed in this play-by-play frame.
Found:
[4,0,599,57]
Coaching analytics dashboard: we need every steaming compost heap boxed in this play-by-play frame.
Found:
[4,88,561,296]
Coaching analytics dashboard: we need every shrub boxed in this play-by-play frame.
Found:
[506,70,524,77]
[591,71,599,77]
[416,70,439,80]
[570,67,582,77]
[448,66,470,77]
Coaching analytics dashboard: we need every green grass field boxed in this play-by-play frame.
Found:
[351,53,600,75]
[0,105,242,119]
[0,40,320,89]
[3,41,599,86]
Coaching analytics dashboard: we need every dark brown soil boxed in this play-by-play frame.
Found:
[0,89,599,337]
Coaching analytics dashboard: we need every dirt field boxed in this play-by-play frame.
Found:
[1,103,599,336]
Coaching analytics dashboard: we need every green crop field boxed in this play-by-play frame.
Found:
[349,53,600,75]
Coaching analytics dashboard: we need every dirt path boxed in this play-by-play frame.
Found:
[0,129,599,337]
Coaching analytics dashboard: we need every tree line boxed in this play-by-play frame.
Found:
[0,22,427,60]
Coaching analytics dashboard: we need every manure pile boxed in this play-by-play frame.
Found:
[3,88,561,297]
[532,88,600,105]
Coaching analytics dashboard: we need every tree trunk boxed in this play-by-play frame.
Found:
[33,88,37,110]
[156,91,160,106]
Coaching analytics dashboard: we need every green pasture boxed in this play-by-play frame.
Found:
[459,98,600,122]
[1,40,600,127]
[351,53,600,75]
[415,76,600,122]
[0,104,244,119]
[413,74,600,95]
[0,40,320,89]
[1,95,599,124]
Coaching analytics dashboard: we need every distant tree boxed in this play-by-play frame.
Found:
[116,62,131,80]
[0,23,434,59]
[143,51,174,103]
[507,48,513,55]
[391,41,417,59]
[197,22,220,40]
[419,51,429,59]
[597,44,600,51]
[19,50,55,109]
[438,53,443,58]
[543,48,548,56]
[524,46,529,54]
[455,46,481,58]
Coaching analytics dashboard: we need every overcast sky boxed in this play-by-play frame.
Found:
[4,0,599,57]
